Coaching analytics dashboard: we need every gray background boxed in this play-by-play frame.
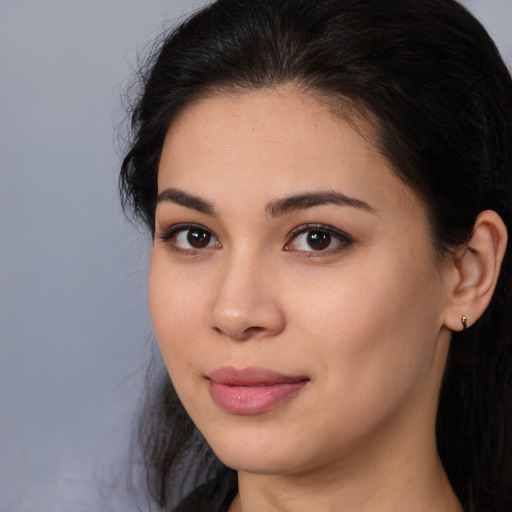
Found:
[1,1,510,510]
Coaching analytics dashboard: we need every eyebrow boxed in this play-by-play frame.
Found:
[156,188,215,215]
[265,191,376,217]
[156,188,375,217]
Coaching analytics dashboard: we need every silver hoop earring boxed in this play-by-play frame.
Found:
[461,315,468,330]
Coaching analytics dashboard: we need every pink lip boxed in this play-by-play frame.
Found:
[207,366,309,415]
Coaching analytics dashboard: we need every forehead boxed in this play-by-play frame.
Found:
[165,85,377,153]
[158,86,419,215]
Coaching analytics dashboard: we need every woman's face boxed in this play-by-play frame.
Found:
[149,87,454,476]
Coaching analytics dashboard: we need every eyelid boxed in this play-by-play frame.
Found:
[156,223,220,253]
[156,222,210,240]
[155,222,352,256]
[284,223,353,254]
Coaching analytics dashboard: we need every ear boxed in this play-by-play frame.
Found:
[442,210,507,332]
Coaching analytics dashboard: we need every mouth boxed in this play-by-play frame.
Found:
[207,366,309,415]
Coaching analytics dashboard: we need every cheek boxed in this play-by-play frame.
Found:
[289,250,443,395]
[148,255,207,370]
[281,267,442,452]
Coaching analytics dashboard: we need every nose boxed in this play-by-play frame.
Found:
[208,252,286,340]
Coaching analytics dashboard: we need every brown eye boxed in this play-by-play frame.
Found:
[159,225,219,252]
[307,231,331,250]
[187,229,212,248]
[284,224,353,255]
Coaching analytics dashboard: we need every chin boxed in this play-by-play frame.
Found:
[215,448,300,475]
[202,424,316,476]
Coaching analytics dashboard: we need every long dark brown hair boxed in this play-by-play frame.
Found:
[120,1,512,510]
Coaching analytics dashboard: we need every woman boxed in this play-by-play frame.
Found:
[120,0,512,510]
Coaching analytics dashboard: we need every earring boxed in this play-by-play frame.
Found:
[461,315,468,330]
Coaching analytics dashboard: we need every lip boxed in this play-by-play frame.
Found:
[207,366,309,415]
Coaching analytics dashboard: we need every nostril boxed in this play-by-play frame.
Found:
[210,324,270,340]
[243,326,266,336]
[212,326,224,336]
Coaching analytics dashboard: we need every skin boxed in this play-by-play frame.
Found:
[149,87,464,511]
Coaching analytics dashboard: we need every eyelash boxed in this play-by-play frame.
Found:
[156,223,219,256]
[284,223,353,256]
[156,222,353,256]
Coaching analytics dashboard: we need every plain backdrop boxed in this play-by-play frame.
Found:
[0,1,511,510]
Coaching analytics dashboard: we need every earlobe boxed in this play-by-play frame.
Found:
[443,210,508,332]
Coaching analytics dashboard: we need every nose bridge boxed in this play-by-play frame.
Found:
[209,246,285,339]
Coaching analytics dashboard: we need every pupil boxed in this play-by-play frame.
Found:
[307,231,330,250]
[187,229,211,248]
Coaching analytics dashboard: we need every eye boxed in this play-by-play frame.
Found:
[156,224,220,253]
[284,224,353,254]
[176,228,213,249]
